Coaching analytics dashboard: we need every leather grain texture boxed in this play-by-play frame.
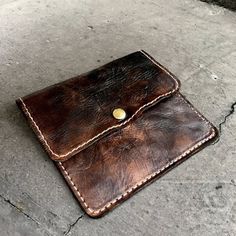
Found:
[57,92,217,217]
[16,50,218,217]
[16,50,179,161]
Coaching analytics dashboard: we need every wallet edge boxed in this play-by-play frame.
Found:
[57,93,218,218]
[15,50,181,162]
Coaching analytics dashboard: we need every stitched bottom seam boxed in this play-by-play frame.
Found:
[59,128,216,216]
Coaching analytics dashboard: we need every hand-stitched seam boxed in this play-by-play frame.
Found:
[58,93,216,215]
[141,50,212,129]
[18,57,179,160]
[19,57,215,215]
[19,98,56,157]
[59,128,215,216]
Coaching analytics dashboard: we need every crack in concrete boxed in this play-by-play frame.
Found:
[0,194,40,225]
[219,101,236,133]
[63,213,85,235]
[212,100,236,144]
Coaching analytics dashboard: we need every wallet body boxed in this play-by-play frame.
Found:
[17,50,217,217]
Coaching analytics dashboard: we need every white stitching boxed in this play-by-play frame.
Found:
[19,91,176,159]
[59,128,215,216]
[58,93,216,216]
[18,53,216,216]
[18,52,179,160]
[19,97,59,154]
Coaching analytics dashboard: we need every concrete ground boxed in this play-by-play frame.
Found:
[0,0,235,235]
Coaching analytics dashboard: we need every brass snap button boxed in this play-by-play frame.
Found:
[112,108,126,120]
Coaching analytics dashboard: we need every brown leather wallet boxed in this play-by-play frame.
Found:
[16,50,218,217]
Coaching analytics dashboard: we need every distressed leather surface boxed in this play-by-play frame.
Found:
[16,51,179,161]
[16,51,217,217]
[58,93,217,217]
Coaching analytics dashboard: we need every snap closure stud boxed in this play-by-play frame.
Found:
[112,108,126,120]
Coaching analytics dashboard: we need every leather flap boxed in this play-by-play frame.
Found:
[16,50,180,161]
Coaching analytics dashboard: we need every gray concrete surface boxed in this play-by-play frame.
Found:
[0,0,235,235]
